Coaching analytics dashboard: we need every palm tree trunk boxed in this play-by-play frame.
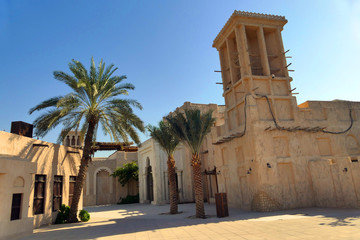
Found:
[68,120,96,223]
[167,155,178,214]
[192,153,205,218]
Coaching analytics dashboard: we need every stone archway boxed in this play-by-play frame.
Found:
[94,168,113,205]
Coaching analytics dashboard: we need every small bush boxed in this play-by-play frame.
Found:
[118,194,139,204]
[79,209,90,222]
[55,204,70,224]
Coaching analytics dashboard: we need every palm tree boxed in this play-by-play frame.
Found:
[29,58,145,222]
[166,108,215,218]
[147,121,180,214]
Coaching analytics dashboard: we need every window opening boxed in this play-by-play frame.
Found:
[34,175,46,215]
[69,176,76,206]
[53,176,63,211]
[11,193,22,220]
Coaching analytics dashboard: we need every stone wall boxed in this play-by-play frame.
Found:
[83,151,139,206]
[0,130,82,239]
[210,11,360,211]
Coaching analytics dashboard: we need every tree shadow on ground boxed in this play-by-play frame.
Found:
[319,218,357,227]
[20,204,360,240]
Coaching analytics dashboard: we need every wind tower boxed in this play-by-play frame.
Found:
[213,11,294,143]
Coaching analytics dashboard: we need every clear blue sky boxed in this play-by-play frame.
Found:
[1,0,359,156]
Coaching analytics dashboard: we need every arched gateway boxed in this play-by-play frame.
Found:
[146,157,154,202]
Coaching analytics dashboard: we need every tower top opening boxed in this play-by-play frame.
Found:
[213,11,287,48]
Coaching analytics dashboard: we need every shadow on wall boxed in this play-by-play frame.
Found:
[7,133,36,159]
[6,132,80,173]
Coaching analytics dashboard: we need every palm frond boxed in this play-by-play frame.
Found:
[30,57,144,148]
[29,96,62,114]
[89,57,97,83]
[147,121,180,156]
[33,109,64,137]
[166,108,215,154]
[106,98,143,110]
[53,71,78,89]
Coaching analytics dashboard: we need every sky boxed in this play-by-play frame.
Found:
[0,0,359,157]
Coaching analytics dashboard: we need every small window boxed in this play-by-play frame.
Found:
[11,193,22,220]
[53,176,63,212]
[34,175,46,215]
[69,176,76,206]
[71,136,75,146]
[351,157,359,163]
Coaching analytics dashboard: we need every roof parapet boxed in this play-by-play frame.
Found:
[213,10,287,48]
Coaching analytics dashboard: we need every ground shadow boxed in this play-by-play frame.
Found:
[19,203,360,240]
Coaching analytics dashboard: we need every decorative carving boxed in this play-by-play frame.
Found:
[251,190,281,212]
[13,176,25,187]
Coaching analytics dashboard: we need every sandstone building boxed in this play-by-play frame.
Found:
[138,103,225,205]
[61,132,140,207]
[0,125,139,239]
[0,124,83,239]
[139,11,360,212]
[83,150,139,206]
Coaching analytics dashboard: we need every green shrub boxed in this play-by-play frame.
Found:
[79,209,90,222]
[118,194,139,204]
[55,204,70,224]
[111,162,139,186]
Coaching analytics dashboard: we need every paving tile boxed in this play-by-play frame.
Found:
[16,203,360,240]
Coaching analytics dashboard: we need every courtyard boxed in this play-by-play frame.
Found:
[17,203,360,240]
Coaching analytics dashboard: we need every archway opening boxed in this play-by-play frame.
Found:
[146,158,154,202]
[96,169,111,205]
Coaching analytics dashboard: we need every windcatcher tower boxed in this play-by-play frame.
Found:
[208,11,359,212]
[213,11,294,142]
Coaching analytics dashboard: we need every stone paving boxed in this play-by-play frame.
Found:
[17,203,360,240]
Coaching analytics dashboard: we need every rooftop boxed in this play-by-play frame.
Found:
[213,10,287,48]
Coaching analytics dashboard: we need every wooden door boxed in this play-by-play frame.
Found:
[96,170,111,205]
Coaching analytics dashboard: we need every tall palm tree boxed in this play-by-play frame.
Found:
[166,108,215,218]
[29,58,145,222]
[147,121,180,214]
